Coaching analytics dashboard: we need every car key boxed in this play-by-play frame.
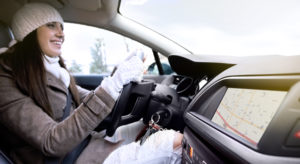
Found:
[140,113,161,145]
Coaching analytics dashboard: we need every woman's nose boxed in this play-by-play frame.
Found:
[56,28,64,40]
[57,28,64,36]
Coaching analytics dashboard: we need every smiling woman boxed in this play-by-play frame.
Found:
[37,22,64,57]
[0,2,146,163]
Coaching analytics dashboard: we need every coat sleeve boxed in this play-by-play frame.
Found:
[76,85,89,102]
[0,73,115,156]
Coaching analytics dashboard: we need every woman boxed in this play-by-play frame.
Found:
[0,2,144,163]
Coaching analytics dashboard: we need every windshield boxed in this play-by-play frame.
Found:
[120,0,300,56]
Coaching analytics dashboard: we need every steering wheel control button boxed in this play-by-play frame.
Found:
[286,120,300,146]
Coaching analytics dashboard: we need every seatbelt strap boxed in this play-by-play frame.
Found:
[45,90,91,164]
[61,135,91,164]
[61,90,72,121]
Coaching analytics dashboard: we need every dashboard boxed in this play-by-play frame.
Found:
[168,54,300,163]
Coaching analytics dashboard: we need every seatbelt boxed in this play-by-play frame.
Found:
[61,135,91,164]
[45,90,91,164]
[61,90,73,121]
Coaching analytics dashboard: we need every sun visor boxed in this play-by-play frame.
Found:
[168,54,236,78]
[69,0,102,11]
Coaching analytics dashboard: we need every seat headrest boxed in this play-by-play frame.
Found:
[0,21,14,48]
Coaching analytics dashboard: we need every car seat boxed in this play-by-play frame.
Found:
[0,20,14,54]
[0,20,15,164]
[0,150,13,164]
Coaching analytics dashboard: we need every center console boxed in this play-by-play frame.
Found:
[182,75,300,163]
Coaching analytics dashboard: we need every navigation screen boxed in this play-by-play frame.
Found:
[211,88,287,145]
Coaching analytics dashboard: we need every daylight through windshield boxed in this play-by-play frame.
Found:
[120,0,300,56]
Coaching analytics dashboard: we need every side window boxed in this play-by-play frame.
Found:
[145,53,173,75]
[61,23,156,75]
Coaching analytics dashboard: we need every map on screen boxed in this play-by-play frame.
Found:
[211,88,287,145]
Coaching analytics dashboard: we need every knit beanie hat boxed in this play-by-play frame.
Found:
[11,3,64,41]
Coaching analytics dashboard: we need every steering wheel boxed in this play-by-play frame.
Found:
[97,81,154,137]
[105,82,134,136]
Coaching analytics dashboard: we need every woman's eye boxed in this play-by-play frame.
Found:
[46,23,55,28]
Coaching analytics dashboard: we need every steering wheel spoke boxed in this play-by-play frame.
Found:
[105,81,155,136]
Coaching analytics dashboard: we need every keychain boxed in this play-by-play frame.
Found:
[140,113,162,145]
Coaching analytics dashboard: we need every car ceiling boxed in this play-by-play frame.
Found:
[0,0,119,29]
[0,0,190,55]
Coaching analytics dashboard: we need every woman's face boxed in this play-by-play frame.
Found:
[37,22,64,57]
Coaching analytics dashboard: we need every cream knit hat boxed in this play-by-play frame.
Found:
[11,3,64,41]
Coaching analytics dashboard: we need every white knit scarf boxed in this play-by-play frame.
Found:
[43,55,70,88]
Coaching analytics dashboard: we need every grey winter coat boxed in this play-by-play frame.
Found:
[0,62,121,164]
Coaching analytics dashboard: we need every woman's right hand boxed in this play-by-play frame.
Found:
[99,53,144,100]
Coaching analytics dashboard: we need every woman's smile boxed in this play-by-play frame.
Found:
[37,22,64,57]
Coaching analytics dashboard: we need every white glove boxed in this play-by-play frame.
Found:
[103,130,182,164]
[100,53,144,100]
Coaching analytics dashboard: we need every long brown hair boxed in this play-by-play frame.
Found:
[0,30,80,117]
